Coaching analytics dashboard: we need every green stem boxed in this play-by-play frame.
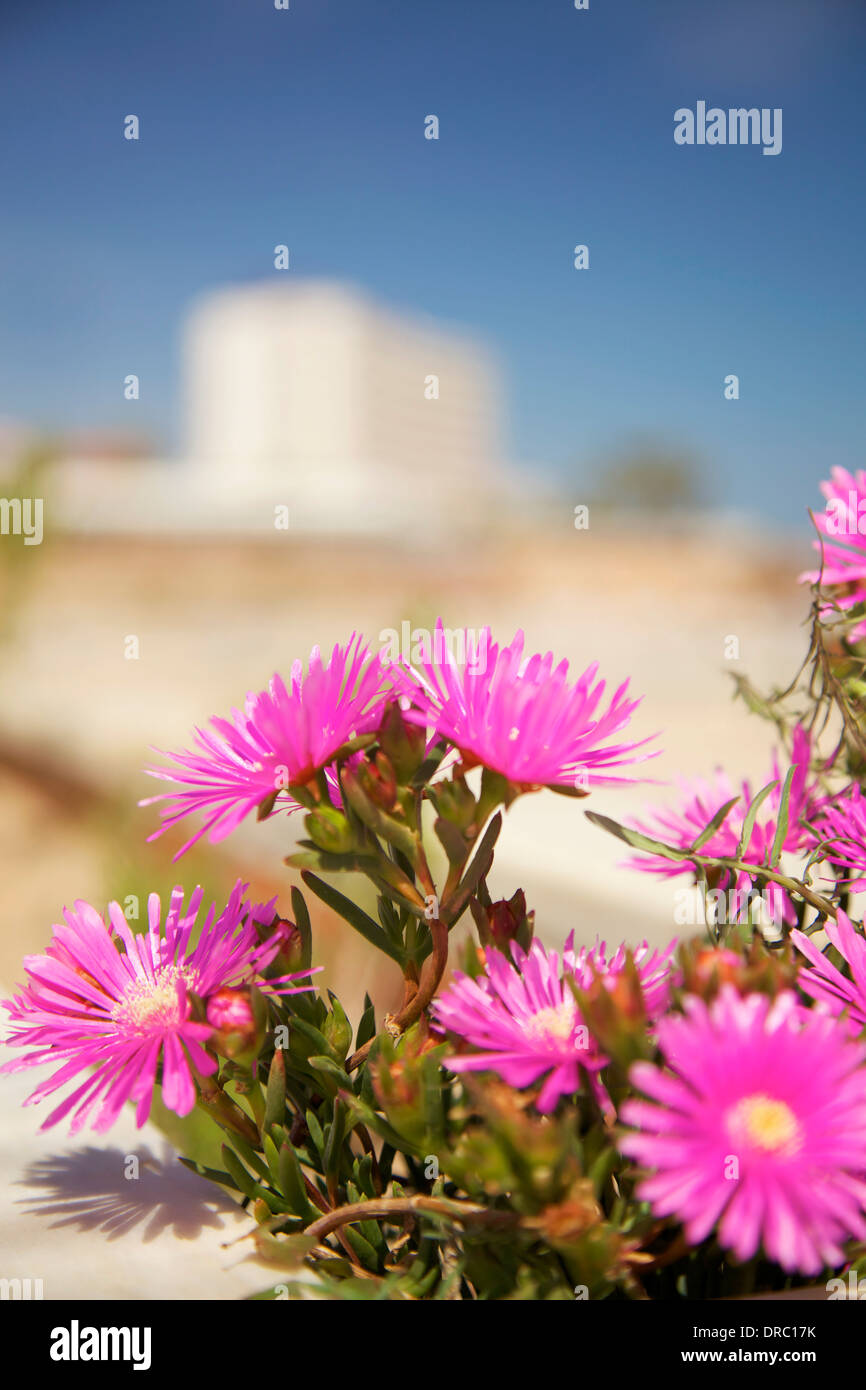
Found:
[304,1195,518,1242]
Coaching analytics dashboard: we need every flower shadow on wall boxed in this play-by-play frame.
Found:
[16,1143,236,1242]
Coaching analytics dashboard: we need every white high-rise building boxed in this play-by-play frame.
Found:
[183,280,502,533]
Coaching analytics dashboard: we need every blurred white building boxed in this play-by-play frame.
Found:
[183,279,502,533]
[46,280,507,537]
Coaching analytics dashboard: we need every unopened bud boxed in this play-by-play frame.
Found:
[476,889,534,950]
[693,947,743,986]
[271,916,304,971]
[306,805,356,855]
[354,750,398,812]
[206,987,260,1059]
[377,701,427,782]
[435,775,478,831]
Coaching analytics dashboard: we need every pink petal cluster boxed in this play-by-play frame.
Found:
[620,987,866,1275]
[625,726,819,925]
[811,784,866,892]
[800,467,866,642]
[566,936,678,1022]
[433,938,604,1112]
[433,933,676,1113]
[142,634,387,857]
[1,882,316,1133]
[792,910,866,1036]
[390,620,657,789]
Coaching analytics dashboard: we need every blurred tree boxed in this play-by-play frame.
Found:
[589,445,704,514]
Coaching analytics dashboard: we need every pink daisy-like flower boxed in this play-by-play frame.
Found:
[1,882,317,1134]
[810,784,866,892]
[389,619,657,790]
[142,633,387,857]
[625,726,819,926]
[433,938,605,1112]
[800,467,866,642]
[433,933,676,1113]
[792,910,866,1036]
[566,936,678,1022]
[620,987,866,1275]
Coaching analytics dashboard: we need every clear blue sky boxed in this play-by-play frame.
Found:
[1,0,864,525]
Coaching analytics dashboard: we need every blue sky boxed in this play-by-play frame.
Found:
[1,0,864,526]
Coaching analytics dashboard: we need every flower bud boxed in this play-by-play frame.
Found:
[353,750,398,812]
[678,936,798,1001]
[434,775,478,831]
[305,805,356,855]
[271,916,305,972]
[206,987,261,1060]
[377,701,427,782]
[370,1025,439,1145]
[568,955,651,1071]
[475,889,534,950]
[527,1180,602,1245]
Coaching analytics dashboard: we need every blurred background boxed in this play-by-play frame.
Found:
[0,0,863,1045]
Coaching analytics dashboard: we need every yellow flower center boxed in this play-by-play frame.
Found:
[112,966,189,1033]
[728,1094,801,1155]
[525,1002,577,1045]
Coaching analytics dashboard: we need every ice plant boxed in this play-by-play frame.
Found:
[433,938,607,1113]
[566,936,678,1023]
[810,783,866,891]
[624,725,819,925]
[1,882,316,1133]
[390,619,657,790]
[10,551,866,1300]
[792,910,866,1035]
[801,466,866,642]
[433,931,676,1112]
[620,987,866,1275]
[142,633,387,856]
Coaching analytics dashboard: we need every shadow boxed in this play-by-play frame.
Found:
[16,1143,242,1243]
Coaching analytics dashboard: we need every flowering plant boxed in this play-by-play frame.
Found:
[9,488,866,1302]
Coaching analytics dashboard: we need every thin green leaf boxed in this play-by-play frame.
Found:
[444,812,503,923]
[177,1158,238,1190]
[264,1049,287,1132]
[689,797,740,852]
[290,886,313,972]
[221,1144,259,1199]
[767,766,796,869]
[278,1143,315,1222]
[410,739,450,788]
[734,780,779,860]
[584,811,689,861]
[301,871,407,965]
[355,994,377,1051]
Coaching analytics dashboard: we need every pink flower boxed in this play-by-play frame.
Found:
[566,937,678,1022]
[792,910,866,1035]
[142,634,387,857]
[433,933,677,1113]
[620,987,866,1275]
[390,619,657,790]
[810,784,866,892]
[1,882,317,1134]
[800,467,866,641]
[433,938,606,1112]
[625,726,819,925]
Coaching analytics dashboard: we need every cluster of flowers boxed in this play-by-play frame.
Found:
[4,621,654,1129]
[6,465,866,1293]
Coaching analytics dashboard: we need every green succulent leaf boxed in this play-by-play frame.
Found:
[301,871,408,965]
